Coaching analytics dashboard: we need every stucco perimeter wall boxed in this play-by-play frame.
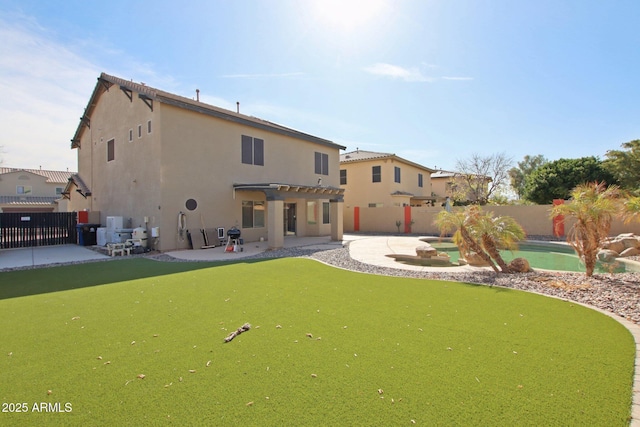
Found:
[344,204,640,237]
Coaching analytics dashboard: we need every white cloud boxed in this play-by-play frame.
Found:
[363,63,434,82]
[0,13,100,170]
[0,11,178,171]
[442,76,474,81]
[220,72,306,79]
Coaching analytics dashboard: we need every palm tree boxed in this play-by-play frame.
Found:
[435,206,499,272]
[550,182,623,277]
[622,196,640,224]
[475,213,527,273]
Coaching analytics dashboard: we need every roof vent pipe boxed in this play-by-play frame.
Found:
[237,102,240,114]
[196,89,200,102]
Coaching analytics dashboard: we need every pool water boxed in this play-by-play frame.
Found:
[430,241,636,273]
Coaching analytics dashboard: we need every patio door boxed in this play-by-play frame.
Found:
[284,203,296,235]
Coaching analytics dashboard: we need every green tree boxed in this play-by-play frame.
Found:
[508,154,548,199]
[550,182,622,277]
[603,139,640,195]
[523,157,616,204]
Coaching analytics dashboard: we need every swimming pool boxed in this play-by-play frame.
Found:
[426,241,640,273]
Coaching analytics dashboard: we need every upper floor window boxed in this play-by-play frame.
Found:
[340,169,347,185]
[147,120,152,134]
[138,124,142,138]
[418,173,423,188]
[394,166,401,183]
[129,129,133,142]
[372,166,381,183]
[17,186,32,195]
[241,135,264,166]
[107,138,115,162]
[315,152,329,175]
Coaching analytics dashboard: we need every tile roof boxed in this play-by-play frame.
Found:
[340,150,436,173]
[0,168,74,183]
[0,196,60,205]
[72,73,346,151]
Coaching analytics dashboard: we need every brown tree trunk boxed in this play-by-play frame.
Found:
[482,234,511,273]
[460,226,499,272]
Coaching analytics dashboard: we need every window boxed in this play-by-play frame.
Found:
[138,125,142,138]
[418,173,423,188]
[322,202,330,224]
[129,129,133,142]
[314,152,329,175]
[56,187,63,195]
[242,201,265,228]
[372,166,381,183]
[394,166,401,183]
[147,120,152,134]
[368,203,383,208]
[107,138,115,161]
[17,186,32,195]
[241,135,264,165]
[340,169,347,185]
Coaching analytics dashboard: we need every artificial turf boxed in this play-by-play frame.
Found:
[0,258,635,426]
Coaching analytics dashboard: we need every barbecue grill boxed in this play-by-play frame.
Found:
[225,227,243,252]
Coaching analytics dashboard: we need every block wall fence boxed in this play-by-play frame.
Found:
[343,204,640,237]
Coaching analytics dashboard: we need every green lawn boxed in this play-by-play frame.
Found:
[0,258,635,426]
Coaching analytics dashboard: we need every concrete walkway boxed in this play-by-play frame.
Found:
[0,244,109,270]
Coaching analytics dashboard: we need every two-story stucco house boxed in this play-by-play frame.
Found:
[339,150,436,208]
[0,168,73,212]
[63,73,345,251]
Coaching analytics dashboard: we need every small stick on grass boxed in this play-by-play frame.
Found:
[224,323,251,343]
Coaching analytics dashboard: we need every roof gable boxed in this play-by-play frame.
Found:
[71,73,346,151]
[0,168,74,184]
[340,150,436,173]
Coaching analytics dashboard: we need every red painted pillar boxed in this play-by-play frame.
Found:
[404,205,412,233]
[354,207,360,232]
[552,199,564,237]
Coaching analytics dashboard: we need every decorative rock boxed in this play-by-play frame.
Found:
[464,253,491,267]
[415,245,438,258]
[597,249,618,263]
[508,258,531,273]
[601,233,640,258]
[619,247,640,258]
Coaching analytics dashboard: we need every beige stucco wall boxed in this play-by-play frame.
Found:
[341,158,433,208]
[71,86,341,251]
[0,171,64,198]
[344,204,640,237]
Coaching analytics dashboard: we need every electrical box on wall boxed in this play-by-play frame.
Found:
[151,227,160,237]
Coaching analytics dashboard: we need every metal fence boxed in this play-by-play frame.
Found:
[0,212,77,249]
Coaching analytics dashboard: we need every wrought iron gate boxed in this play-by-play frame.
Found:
[0,212,77,249]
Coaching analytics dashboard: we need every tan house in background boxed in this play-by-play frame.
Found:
[339,150,436,208]
[64,72,345,251]
[0,168,73,212]
[431,169,492,204]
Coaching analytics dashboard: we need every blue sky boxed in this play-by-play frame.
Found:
[1,0,639,172]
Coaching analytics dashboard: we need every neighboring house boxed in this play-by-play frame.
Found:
[0,168,73,212]
[431,169,492,204]
[339,150,436,208]
[63,72,345,251]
